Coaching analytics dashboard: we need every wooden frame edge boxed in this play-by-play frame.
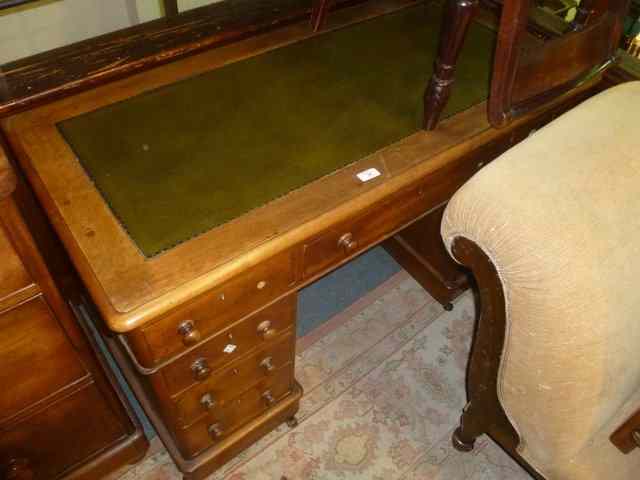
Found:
[448,236,545,480]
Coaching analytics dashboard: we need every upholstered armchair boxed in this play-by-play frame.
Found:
[441,81,640,479]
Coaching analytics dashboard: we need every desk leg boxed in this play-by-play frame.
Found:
[423,0,479,130]
[384,205,469,309]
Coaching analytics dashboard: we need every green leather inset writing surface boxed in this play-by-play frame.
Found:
[59,5,495,257]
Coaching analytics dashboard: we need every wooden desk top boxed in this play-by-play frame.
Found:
[0,0,600,333]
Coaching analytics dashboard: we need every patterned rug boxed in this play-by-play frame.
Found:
[116,272,533,480]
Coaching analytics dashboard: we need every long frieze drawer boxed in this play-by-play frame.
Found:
[0,296,88,425]
[173,366,294,459]
[130,249,295,367]
[159,295,296,396]
[302,179,430,279]
[172,333,295,428]
[0,382,129,480]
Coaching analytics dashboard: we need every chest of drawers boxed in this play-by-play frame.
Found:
[112,292,301,467]
[0,148,148,479]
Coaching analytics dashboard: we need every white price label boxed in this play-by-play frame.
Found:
[356,168,381,183]
[223,344,237,354]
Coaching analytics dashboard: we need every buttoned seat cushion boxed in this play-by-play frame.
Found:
[441,81,640,479]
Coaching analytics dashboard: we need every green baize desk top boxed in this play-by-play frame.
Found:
[58,4,494,257]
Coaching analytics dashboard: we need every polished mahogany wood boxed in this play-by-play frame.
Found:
[0,146,148,479]
[154,297,296,395]
[448,237,544,480]
[391,78,605,309]
[106,328,302,480]
[172,334,295,429]
[171,366,296,459]
[385,205,469,309]
[0,144,16,201]
[423,0,479,129]
[0,0,377,118]
[0,222,35,310]
[488,0,628,127]
[611,408,640,453]
[127,250,295,368]
[424,0,630,129]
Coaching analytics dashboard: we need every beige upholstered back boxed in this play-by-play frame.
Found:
[441,81,640,479]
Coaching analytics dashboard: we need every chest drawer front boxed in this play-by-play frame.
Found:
[302,180,429,279]
[172,332,295,428]
[0,383,128,480]
[0,296,87,424]
[173,365,294,459]
[0,224,33,305]
[136,250,295,366]
[160,294,295,395]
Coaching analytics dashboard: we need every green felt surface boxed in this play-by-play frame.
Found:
[58,4,495,257]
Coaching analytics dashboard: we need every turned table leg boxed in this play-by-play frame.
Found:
[424,0,479,130]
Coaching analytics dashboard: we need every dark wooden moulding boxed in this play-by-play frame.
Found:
[0,0,369,118]
[611,408,640,454]
[0,0,610,120]
[0,140,149,479]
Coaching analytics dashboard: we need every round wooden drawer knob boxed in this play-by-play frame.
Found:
[633,429,640,447]
[200,392,217,411]
[260,356,275,373]
[178,320,201,346]
[338,232,358,254]
[262,390,275,406]
[257,320,277,341]
[4,458,33,480]
[191,358,212,381]
[208,422,224,439]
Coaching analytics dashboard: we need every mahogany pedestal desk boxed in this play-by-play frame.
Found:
[1,2,634,478]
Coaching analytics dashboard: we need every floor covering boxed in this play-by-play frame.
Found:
[116,271,533,480]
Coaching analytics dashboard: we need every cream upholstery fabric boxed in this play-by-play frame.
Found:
[441,81,640,479]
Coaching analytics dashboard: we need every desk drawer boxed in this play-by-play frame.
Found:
[160,294,295,395]
[303,180,429,279]
[132,250,295,367]
[0,383,128,480]
[0,296,88,424]
[172,332,295,428]
[174,366,294,459]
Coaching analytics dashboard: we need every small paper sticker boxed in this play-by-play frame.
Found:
[356,168,381,183]
[223,344,237,354]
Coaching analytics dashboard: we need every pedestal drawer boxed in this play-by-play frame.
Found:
[130,250,295,367]
[0,383,128,480]
[172,332,295,428]
[159,294,295,395]
[173,365,294,459]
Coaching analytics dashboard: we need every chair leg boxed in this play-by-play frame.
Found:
[423,0,479,130]
[452,402,484,451]
[448,238,520,456]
